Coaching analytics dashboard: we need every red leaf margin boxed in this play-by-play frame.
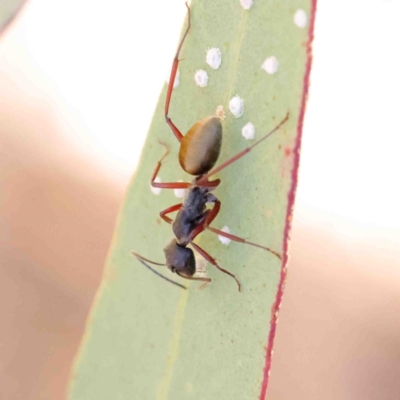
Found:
[259,1,318,398]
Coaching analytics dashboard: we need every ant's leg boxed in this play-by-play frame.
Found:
[165,3,191,142]
[197,112,289,185]
[160,203,182,224]
[190,242,241,292]
[195,177,221,189]
[189,199,221,241]
[176,271,211,290]
[151,142,191,189]
[207,227,282,260]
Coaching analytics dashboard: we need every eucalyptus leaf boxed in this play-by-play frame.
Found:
[69,1,316,398]
[0,0,27,35]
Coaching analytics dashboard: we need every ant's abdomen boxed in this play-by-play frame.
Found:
[179,116,222,176]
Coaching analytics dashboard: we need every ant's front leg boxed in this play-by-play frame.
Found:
[176,271,211,290]
[190,242,241,292]
[207,227,282,260]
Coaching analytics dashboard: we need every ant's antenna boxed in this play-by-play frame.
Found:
[131,251,186,290]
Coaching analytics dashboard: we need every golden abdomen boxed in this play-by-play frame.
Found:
[179,116,222,176]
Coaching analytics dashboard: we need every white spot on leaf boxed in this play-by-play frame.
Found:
[166,69,180,88]
[294,9,308,28]
[229,95,244,118]
[242,122,255,140]
[174,180,186,198]
[262,56,279,74]
[261,56,279,74]
[194,70,208,87]
[206,48,222,69]
[151,176,162,195]
[240,0,253,10]
[218,226,231,245]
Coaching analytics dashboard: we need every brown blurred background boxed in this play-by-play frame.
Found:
[1,0,399,399]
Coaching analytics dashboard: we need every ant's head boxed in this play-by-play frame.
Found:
[164,239,196,277]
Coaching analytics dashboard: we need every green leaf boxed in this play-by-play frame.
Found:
[0,0,27,36]
[69,1,316,399]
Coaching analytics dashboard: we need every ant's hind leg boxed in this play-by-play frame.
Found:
[196,112,290,185]
[207,226,282,260]
[151,142,191,190]
[190,242,241,292]
[165,3,191,142]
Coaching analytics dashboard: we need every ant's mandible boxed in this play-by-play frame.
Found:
[132,3,289,292]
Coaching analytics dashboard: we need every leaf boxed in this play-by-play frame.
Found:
[0,0,27,36]
[69,1,316,399]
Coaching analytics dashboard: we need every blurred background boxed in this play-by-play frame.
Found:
[1,0,399,399]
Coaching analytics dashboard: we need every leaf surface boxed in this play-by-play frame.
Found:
[70,1,316,399]
[0,0,27,36]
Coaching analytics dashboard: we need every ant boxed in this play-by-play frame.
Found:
[132,3,289,292]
